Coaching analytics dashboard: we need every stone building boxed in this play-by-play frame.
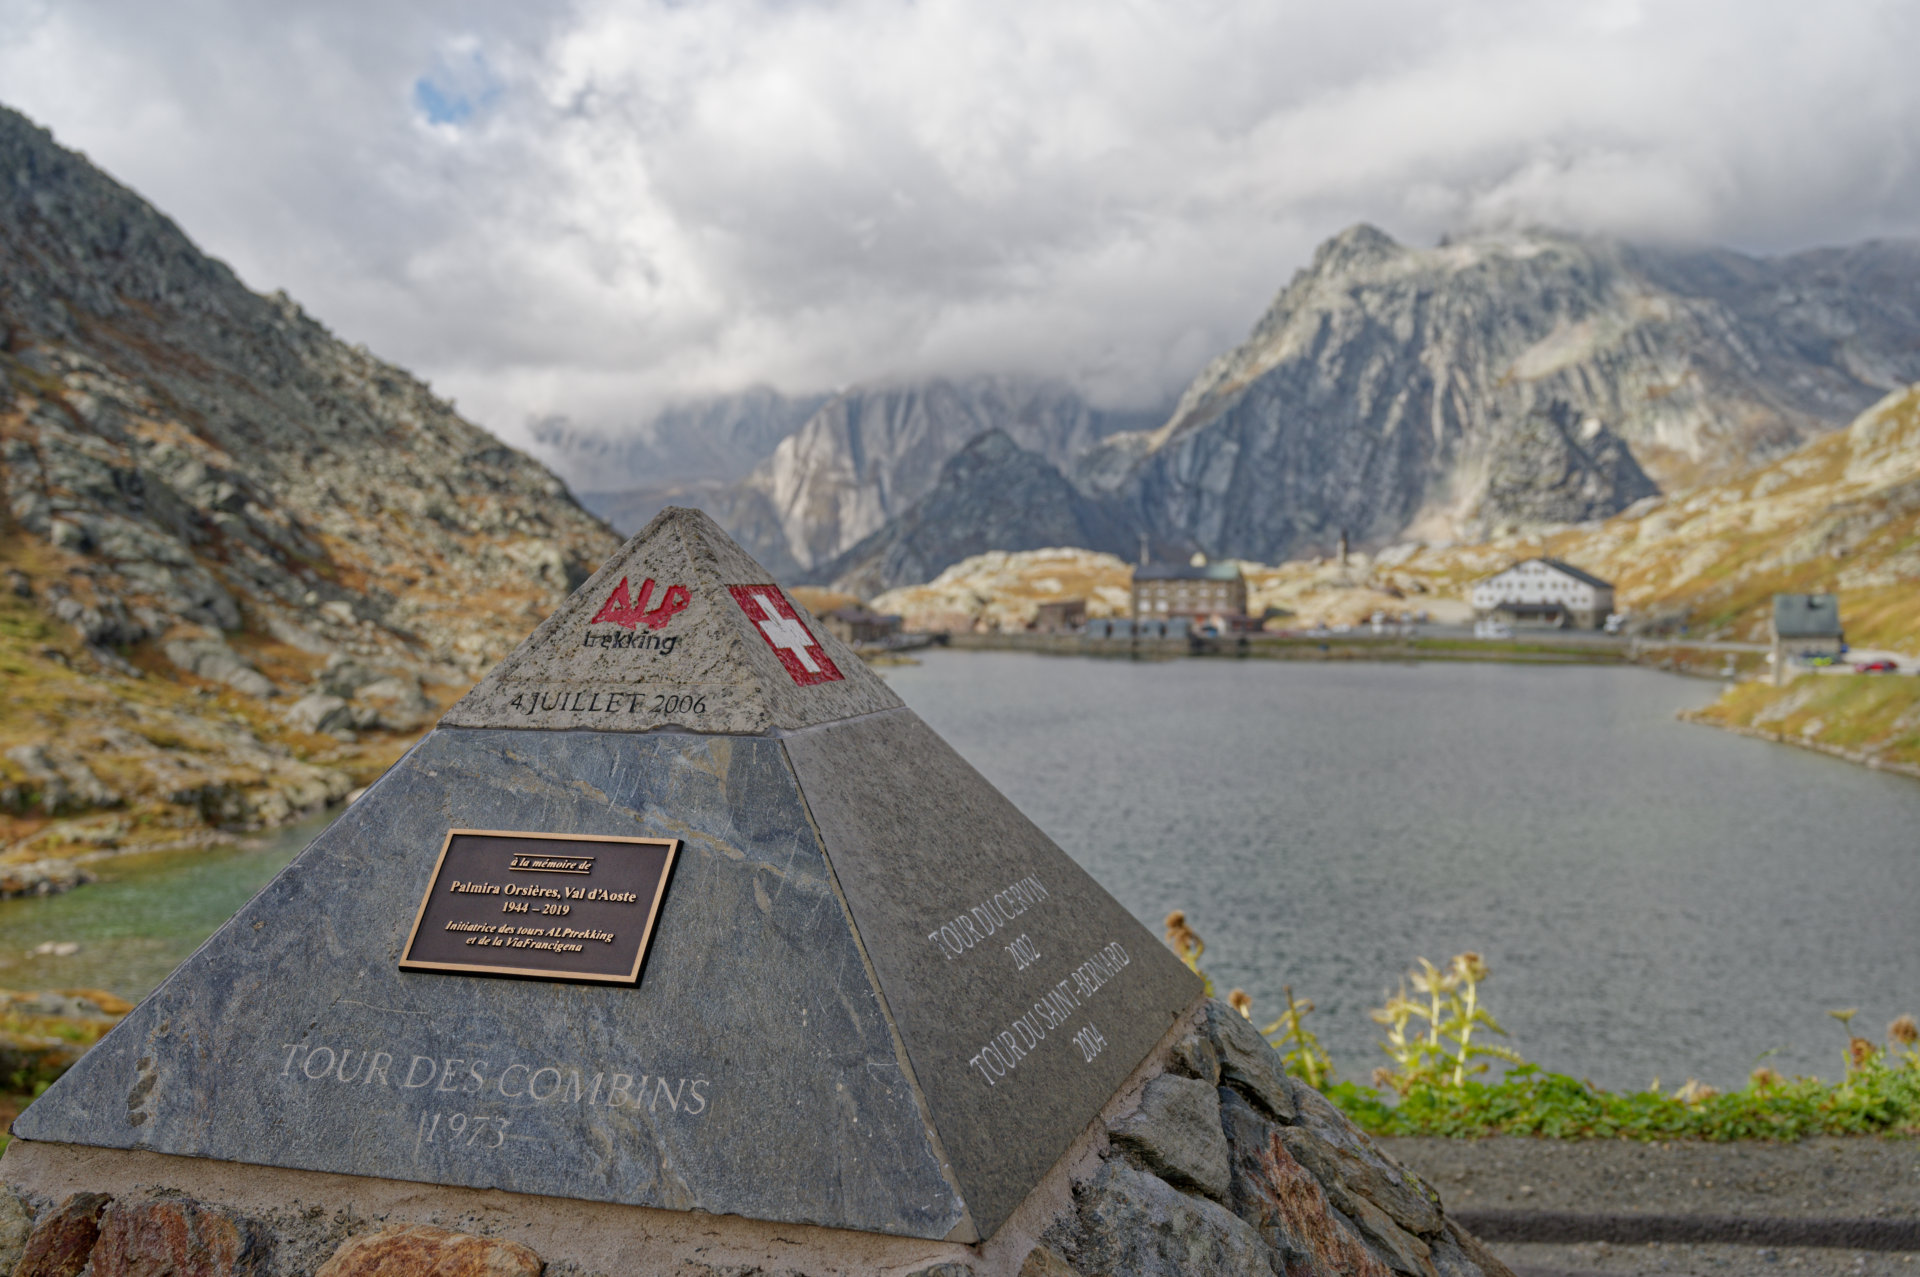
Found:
[1030,599,1088,632]
[1770,592,1844,684]
[819,605,902,645]
[1470,558,1614,629]
[1132,561,1248,621]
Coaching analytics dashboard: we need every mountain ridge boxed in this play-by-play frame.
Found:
[1122,224,1920,565]
[784,223,1920,591]
[0,103,618,855]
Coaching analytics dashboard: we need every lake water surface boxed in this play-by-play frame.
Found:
[9,654,1916,1092]
[886,652,1920,1091]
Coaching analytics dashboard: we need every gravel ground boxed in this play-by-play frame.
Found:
[1501,1240,1920,1276]
[1381,1137,1920,1218]
[1380,1137,1920,1275]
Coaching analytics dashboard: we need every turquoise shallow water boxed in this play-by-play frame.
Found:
[8,654,1918,1092]
[882,652,1920,1091]
[0,811,333,1000]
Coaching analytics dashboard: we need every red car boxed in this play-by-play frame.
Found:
[1855,659,1899,673]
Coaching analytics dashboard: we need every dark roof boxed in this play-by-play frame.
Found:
[1135,562,1243,582]
[825,605,900,623]
[1772,593,1842,638]
[1485,557,1613,590]
[1538,558,1612,589]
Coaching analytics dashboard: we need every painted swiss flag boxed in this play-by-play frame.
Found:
[729,585,844,686]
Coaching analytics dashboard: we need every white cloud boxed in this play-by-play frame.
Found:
[2,0,1916,448]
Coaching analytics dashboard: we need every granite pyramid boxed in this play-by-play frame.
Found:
[13,509,1200,1242]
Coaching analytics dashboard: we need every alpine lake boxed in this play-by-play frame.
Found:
[10,651,1919,1093]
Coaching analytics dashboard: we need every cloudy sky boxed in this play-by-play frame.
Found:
[3,0,1918,453]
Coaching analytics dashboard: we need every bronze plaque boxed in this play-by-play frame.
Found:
[400,829,680,984]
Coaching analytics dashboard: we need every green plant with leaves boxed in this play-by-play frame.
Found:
[1219,983,1338,1088]
[1368,953,1526,1093]
[1259,985,1336,1090]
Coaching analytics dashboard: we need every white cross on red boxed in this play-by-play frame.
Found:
[729,586,844,685]
[749,594,820,672]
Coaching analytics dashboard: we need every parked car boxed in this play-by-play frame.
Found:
[1474,619,1513,639]
[1855,658,1899,673]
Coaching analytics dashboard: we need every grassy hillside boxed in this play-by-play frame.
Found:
[1683,674,1920,779]
[1397,384,1920,652]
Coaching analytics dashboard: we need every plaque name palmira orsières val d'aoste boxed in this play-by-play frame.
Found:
[400,830,680,984]
[9,508,1201,1244]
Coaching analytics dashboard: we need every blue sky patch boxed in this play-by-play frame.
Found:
[413,46,500,127]
[413,78,472,125]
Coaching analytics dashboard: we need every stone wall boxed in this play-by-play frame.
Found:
[1,999,1509,1277]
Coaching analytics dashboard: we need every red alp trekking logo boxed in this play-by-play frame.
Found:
[585,578,689,653]
[729,585,843,686]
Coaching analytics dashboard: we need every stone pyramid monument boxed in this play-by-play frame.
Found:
[12,509,1200,1243]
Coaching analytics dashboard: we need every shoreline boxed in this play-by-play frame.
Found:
[938,628,1776,684]
[1677,712,1920,783]
[941,629,1635,665]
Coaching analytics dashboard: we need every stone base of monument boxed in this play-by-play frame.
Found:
[3,998,1510,1277]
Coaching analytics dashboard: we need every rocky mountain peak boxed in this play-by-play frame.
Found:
[1128,224,1920,563]
[1306,221,1408,277]
[811,428,1136,596]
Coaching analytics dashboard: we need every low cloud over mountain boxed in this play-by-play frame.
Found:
[5,3,1919,443]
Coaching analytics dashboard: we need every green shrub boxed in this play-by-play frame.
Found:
[1170,911,1920,1140]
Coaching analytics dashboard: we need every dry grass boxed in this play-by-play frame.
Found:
[1684,674,1920,775]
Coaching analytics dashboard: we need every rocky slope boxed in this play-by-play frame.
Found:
[0,105,618,867]
[1358,381,1920,648]
[709,376,1156,576]
[1122,225,1920,563]
[813,430,1137,596]
[869,548,1135,633]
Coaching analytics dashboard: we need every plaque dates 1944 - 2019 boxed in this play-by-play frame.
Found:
[400,830,680,985]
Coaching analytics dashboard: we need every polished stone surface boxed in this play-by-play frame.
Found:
[14,727,961,1239]
[784,708,1201,1238]
[441,508,899,735]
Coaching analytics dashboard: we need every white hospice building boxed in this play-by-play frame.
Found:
[1470,558,1616,630]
